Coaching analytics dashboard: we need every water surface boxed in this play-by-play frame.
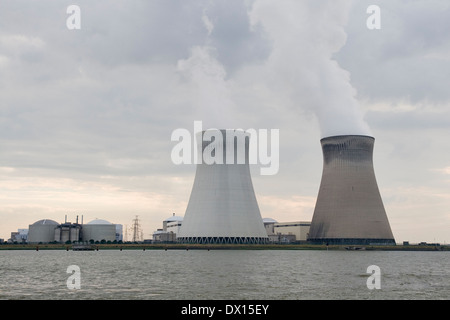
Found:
[0,249,448,300]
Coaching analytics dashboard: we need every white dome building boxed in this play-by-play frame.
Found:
[28,219,59,243]
[163,215,183,234]
[81,219,116,242]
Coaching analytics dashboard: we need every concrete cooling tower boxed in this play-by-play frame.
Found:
[177,129,269,244]
[308,135,395,245]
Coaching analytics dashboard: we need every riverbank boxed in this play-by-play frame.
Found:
[0,243,448,251]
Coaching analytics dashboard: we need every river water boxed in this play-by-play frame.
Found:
[0,249,448,300]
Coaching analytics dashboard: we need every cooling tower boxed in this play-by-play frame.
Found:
[308,135,395,245]
[177,129,268,244]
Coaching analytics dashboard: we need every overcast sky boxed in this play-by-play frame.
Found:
[0,0,449,243]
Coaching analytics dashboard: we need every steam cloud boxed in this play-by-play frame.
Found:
[177,0,371,138]
[177,10,236,130]
[248,0,372,138]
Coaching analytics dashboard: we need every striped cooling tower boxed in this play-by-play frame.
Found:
[308,135,395,245]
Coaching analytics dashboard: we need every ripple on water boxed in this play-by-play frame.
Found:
[0,250,448,300]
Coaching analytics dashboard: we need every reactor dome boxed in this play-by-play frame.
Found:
[82,219,116,242]
[32,219,59,226]
[28,219,59,243]
[87,219,112,225]
[163,216,183,222]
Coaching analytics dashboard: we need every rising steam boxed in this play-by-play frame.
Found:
[177,0,371,138]
[177,10,236,130]
[248,0,371,138]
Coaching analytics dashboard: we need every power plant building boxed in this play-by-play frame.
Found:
[152,215,183,242]
[81,219,117,243]
[163,215,183,235]
[274,221,311,242]
[54,223,81,243]
[26,217,120,244]
[27,219,59,244]
[263,218,311,243]
[9,229,28,243]
[177,129,269,244]
[308,135,395,245]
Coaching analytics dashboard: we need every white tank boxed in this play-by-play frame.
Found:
[81,219,116,242]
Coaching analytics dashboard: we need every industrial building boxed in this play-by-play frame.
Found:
[263,218,311,243]
[177,129,269,244]
[308,135,396,245]
[152,214,183,242]
[25,217,122,244]
[164,215,183,235]
[152,216,310,244]
[263,218,278,236]
[152,229,177,242]
[81,219,117,243]
[274,221,311,242]
[9,229,28,243]
[27,219,59,243]
[54,223,81,243]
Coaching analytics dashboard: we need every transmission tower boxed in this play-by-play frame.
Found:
[131,215,143,242]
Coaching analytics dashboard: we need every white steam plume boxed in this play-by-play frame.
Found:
[248,0,371,138]
[177,10,235,130]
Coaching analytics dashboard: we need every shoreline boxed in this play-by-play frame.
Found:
[0,243,448,251]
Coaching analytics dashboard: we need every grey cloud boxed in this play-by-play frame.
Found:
[367,109,450,131]
[336,0,450,104]
[201,0,271,75]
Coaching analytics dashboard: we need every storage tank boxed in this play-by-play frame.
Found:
[27,219,59,243]
[308,135,395,245]
[163,215,183,233]
[81,219,116,242]
[177,129,268,244]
